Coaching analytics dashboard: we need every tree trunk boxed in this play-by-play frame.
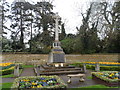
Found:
[20,9,24,51]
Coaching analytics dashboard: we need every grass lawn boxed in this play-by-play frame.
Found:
[69,85,119,90]
[1,74,14,78]
[22,65,34,68]
[1,82,13,90]
[1,83,119,90]
[87,76,92,79]
[1,69,23,78]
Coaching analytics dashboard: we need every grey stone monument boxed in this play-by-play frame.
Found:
[48,13,66,67]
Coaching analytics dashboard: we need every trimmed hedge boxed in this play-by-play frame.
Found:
[0,64,15,70]
[70,63,120,71]
[0,66,14,75]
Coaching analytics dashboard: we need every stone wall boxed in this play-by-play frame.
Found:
[1,53,119,65]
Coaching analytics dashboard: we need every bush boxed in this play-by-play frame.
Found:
[86,65,95,70]
[70,63,120,71]
[100,66,120,71]
[0,64,15,70]
[0,66,14,75]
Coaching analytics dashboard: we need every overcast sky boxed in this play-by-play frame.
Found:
[7,0,118,34]
[7,0,93,34]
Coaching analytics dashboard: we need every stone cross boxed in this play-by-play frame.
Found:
[53,13,61,41]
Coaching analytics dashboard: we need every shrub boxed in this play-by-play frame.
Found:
[0,64,15,70]
[0,66,14,75]
[100,66,120,71]
[70,62,119,71]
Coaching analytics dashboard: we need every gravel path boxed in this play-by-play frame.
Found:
[20,67,35,76]
[2,67,36,83]
[59,70,99,88]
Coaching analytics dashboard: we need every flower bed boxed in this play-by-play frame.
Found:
[0,63,15,75]
[85,62,120,66]
[70,62,120,71]
[92,71,120,87]
[11,76,67,89]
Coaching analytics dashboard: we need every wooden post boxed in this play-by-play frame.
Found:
[95,63,100,72]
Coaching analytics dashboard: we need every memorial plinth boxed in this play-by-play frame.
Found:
[48,42,66,67]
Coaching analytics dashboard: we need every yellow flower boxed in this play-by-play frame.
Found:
[32,82,37,85]
[114,77,118,79]
[23,79,29,82]
[37,85,42,88]
[32,86,35,88]
[84,62,120,65]
[109,75,112,77]
[0,62,14,66]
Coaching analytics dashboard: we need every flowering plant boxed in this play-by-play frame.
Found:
[0,62,15,75]
[85,62,120,65]
[92,71,120,82]
[0,62,14,67]
[11,76,67,89]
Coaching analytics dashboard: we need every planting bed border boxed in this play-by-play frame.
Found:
[11,75,67,89]
[92,73,119,87]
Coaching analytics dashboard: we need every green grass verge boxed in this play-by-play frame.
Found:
[22,65,34,68]
[1,83,119,90]
[87,76,92,79]
[1,82,13,90]
[1,74,14,78]
[69,85,119,90]
[1,69,23,78]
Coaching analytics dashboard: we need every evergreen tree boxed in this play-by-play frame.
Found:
[60,23,66,41]
[33,1,55,47]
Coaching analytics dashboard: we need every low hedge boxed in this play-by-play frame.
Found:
[0,66,14,75]
[0,64,15,70]
[100,66,120,71]
[70,63,120,71]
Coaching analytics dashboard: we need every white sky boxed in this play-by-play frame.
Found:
[6,0,92,34]
[52,0,89,34]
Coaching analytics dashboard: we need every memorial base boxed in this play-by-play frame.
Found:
[48,47,66,66]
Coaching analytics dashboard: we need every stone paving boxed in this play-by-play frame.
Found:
[20,67,36,76]
[58,70,99,88]
[2,67,100,88]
